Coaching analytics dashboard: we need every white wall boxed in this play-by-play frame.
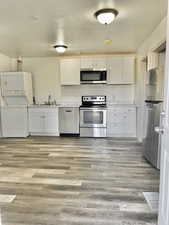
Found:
[136,17,167,141]
[16,58,61,104]
[0,53,11,71]
[60,85,135,105]
[11,57,135,105]
[0,52,12,137]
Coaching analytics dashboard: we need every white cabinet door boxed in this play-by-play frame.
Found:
[28,108,59,136]
[45,111,59,134]
[92,57,107,70]
[60,58,80,85]
[29,112,45,133]
[108,108,125,135]
[80,57,107,70]
[80,58,93,69]
[107,56,135,84]
[107,57,123,84]
[121,108,136,135]
[123,56,135,84]
[107,107,136,137]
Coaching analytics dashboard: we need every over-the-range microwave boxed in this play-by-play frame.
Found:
[80,70,107,84]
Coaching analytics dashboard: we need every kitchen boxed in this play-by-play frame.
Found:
[0,55,137,138]
[0,0,168,224]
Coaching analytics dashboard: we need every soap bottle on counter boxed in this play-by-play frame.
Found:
[33,96,36,105]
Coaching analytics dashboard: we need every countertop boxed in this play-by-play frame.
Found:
[107,103,138,108]
[29,103,137,109]
[29,104,80,108]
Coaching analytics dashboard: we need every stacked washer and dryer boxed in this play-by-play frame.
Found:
[0,72,33,137]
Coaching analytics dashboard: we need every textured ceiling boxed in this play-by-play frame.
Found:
[0,0,167,57]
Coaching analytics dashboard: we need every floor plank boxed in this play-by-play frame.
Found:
[0,137,159,225]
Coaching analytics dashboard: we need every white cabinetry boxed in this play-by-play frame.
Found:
[123,57,135,84]
[107,56,135,84]
[107,57,123,84]
[29,107,59,136]
[60,56,135,85]
[107,106,136,137]
[80,57,107,70]
[60,58,80,85]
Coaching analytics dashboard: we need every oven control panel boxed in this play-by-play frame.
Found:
[82,96,106,106]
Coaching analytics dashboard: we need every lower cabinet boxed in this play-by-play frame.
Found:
[107,107,137,137]
[28,107,59,136]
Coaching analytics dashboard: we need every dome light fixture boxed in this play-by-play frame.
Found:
[54,44,68,53]
[94,8,119,25]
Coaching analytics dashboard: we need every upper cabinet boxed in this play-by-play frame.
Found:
[80,57,107,70]
[107,56,135,84]
[107,57,123,84]
[60,56,135,86]
[60,58,80,85]
[123,56,135,84]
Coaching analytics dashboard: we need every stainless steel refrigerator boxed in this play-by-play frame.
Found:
[143,52,165,169]
[144,100,163,169]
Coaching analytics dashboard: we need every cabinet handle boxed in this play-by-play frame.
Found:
[65,110,72,113]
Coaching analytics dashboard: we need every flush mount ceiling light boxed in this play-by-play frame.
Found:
[54,45,68,53]
[94,8,119,25]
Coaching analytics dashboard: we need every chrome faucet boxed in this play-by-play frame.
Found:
[48,95,52,105]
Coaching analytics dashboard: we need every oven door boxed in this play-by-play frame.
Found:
[80,108,107,128]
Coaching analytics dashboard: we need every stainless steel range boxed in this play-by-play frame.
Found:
[80,96,107,137]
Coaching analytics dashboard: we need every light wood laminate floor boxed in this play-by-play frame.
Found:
[0,137,159,225]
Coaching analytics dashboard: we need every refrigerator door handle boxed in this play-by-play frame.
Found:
[160,111,166,117]
[155,126,164,134]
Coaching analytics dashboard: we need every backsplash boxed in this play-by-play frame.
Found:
[59,85,135,104]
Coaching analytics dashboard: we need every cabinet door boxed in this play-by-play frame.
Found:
[123,108,136,136]
[107,108,122,135]
[107,107,136,137]
[80,57,107,70]
[44,111,59,134]
[60,59,80,85]
[107,57,123,84]
[80,58,93,69]
[29,112,45,133]
[92,57,107,70]
[123,57,135,84]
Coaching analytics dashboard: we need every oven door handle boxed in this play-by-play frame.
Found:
[80,109,107,112]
